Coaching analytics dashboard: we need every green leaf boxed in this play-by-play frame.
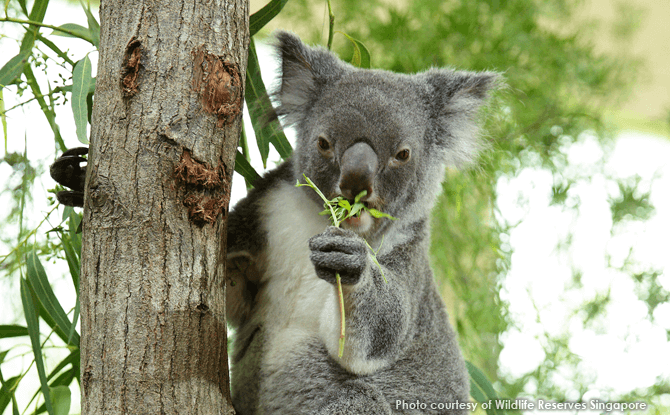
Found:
[238,127,255,188]
[62,207,82,290]
[367,208,397,220]
[21,325,79,415]
[1,90,7,149]
[46,352,80,384]
[17,0,28,15]
[354,190,367,204]
[81,2,100,47]
[67,300,79,345]
[469,377,488,404]
[0,350,8,364]
[338,32,371,69]
[72,56,92,144]
[0,325,29,338]
[33,372,75,415]
[61,205,73,223]
[19,0,49,52]
[235,150,261,185]
[55,78,96,94]
[61,236,80,290]
[245,38,292,166]
[20,278,55,415]
[28,0,49,25]
[49,386,71,415]
[0,50,30,88]
[246,41,269,164]
[51,23,94,44]
[249,0,289,37]
[337,199,351,211]
[25,251,80,346]
[36,301,69,346]
[0,375,21,415]
[466,361,501,414]
[67,210,83,254]
[350,202,364,217]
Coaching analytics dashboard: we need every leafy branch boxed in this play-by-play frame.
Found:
[296,174,395,357]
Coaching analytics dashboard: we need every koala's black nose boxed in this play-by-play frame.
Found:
[339,142,378,200]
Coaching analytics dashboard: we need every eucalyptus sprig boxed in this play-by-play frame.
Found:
[296,174,396,357]
[296,174,396,226]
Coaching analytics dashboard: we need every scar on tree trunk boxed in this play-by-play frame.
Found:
[174,149,230,226]
[192,46,242,128]
[121,37,142,97]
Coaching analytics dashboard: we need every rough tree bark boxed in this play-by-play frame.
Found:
[79,1,248,413]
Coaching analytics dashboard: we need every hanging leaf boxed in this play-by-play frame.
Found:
[338,32,371,69]
[61,235,80,290]
[1,90,7,147]
[68,300,80,345]
[26,251,80,346]
[0,325,29,338]
[49,386,71,415]
[245,38,292,166]
[235,150,261,185]
[249,0,289,37]
[466,361,503,414]
[80,2,100,47]
[72,56,92,144]
[0,375,21,415]
[0,50,30,87]
[19,0,50,52]
[51,23,94,44]
[20,278,55,415]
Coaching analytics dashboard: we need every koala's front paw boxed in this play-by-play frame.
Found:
[309,226,367,285]
[50,147,88,207]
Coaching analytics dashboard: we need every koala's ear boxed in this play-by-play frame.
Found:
[274,31,347,124]
[423,69,502,167]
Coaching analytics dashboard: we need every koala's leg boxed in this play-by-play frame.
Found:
[315,380,392,415]
[225,252,261,329]
[258,333,392,415]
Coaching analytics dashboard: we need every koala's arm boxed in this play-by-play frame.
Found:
[309,225,428,374]
[225,161,296,328]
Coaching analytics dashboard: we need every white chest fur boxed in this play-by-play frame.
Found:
[256,183,340,354]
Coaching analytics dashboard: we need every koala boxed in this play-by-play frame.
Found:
[225,32,499,415]
[49,31,499,415]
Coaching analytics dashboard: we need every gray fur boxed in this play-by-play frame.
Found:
[226,31,499,414]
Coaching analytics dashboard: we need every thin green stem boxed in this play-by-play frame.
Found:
[37,33,76,66]
[0,17,92,42]
[0,88,63,116]
[336,273,345,357]
[326,0,334,50]
[0,205,58,267]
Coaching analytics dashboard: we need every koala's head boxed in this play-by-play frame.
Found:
[273,31,499,239]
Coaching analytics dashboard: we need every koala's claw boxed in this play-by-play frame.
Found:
[309,226,367,285]
[55,191,84,208]
[50,147,88,207]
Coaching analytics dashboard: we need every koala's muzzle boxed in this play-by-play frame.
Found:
[339,142,378,200]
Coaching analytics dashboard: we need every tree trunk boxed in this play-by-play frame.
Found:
[80,1,248,413]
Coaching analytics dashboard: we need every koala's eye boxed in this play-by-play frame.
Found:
[395,149,410,162]
[317,137,331,152]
